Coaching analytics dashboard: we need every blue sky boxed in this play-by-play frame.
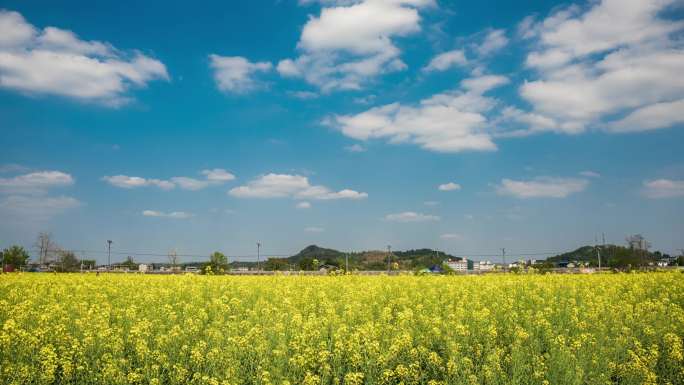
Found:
[1,0,683,263]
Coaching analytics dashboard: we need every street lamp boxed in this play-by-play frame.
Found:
[107,240,112,271]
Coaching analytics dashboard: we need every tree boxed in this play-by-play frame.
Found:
[2,245,30,270]
[81,259,97,270]
[204,252,228,274]
[57,251,80,272]
[168,249,179,269]
[35,232,57,264]
[265,257,289,271]
[120,256,138,270]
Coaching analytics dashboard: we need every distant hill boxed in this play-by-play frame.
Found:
[546,244,667,267]
[280,245,461,271]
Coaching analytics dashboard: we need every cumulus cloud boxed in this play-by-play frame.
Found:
[103,168,235,191]
[330,74,507,153]
[438,182,461,191]
[385,211,440,222]
[515,0,684,135]
[423,49,467,72]
[642,179,684,198]
[228,173,367,200]
[142,210,194,219]
[496,177,589,198]
[277,0,434,91]
[0,171,74,194]
[209,55,272,93]
[0,10,168,105]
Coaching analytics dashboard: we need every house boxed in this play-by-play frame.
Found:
[138,264,149,273]
[318,264,337,273]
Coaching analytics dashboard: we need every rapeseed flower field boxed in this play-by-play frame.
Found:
[1,273,682,385]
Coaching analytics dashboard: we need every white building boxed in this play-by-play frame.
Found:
[138,264,149,273]
[474,261,494,272]
[446,259,468,272]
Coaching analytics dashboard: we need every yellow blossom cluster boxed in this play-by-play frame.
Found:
[0,272,682,384]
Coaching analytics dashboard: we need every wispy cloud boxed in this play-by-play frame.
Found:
[142,210,194,219]
[642,179,684,199]
[385,211,440,222]
[496,177,589,198]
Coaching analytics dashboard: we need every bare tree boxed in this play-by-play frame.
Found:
[34,232,58,265]
[168,249,179,269]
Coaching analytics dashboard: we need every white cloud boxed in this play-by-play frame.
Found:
[102,175,175,190]
[608,99,684,132]
[201,168,236,182]
[642,179,684,198]
[228,173,367,200]
[296,201,312,209]
[209,55,272,93]
[304,226,325,232]
[344,143,366,152]
[579,170,601,178]
[438,182,461,191]
[330,74,507,153]
[0,195,80,221]
[103,169,235,191]
[0,10,168,105]
[277,0,434,91]
[385,211,440,222]
[0,164,30,173]
[460,75,509,94]
[440,233,463,240]
[423,49,467,72]
[475,29,508,56]
[496,177,589,198]
[0,171,74,194]
[517,0,684,134]
[169,177,209,191]
[288,90,319,99]
[142,210,194,219]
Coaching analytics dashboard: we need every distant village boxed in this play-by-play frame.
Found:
[1,233,683,275]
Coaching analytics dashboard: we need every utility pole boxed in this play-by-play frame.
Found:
[107,240,112,271]
[345,253,349,273]
[596,245,601,271]
[256,242,261,271]
[501,248,506,272]
[386,245,392,274]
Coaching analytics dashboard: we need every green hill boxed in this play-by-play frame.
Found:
[279,245,460,271]
[547,244,667,267]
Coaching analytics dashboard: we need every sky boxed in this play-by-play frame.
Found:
[1,0,683,264]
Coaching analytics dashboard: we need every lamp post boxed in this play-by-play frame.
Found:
[107,240,112,271]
